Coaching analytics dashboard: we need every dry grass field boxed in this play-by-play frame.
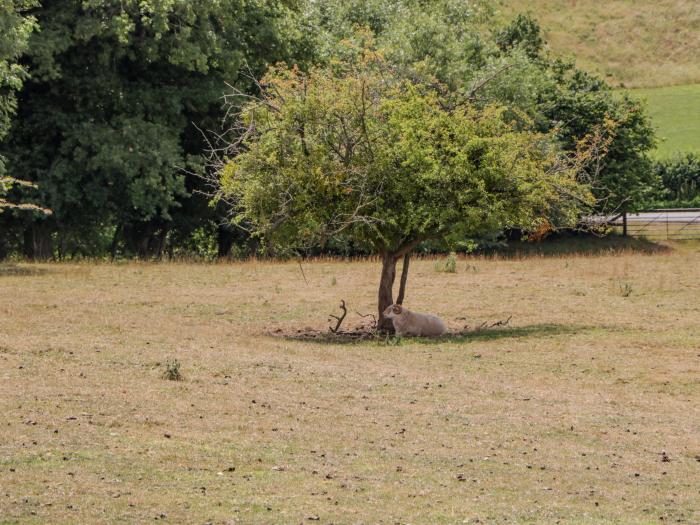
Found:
[1,240,699,524]
[500,0,700,88]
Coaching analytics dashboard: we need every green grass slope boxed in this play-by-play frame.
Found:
[499,0,700,89]
[626,84,700,158]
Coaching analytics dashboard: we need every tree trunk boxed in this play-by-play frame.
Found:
[396,253,410,305]
[0,236,9,261]
[217,225,234,258]
[378,252,398,332]
[153,228,168,260]
[110,224,122,260]
[124,221,169,259]
[23,223,53,260]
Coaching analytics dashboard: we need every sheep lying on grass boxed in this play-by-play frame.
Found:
[383,304,448,337]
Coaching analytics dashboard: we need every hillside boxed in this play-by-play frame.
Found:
[626,84,700,157]
[499,0,700,89]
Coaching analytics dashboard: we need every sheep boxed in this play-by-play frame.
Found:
[382,304,448,337]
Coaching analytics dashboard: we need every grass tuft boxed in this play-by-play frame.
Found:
[434,251,457,273]
[162,358,183,381]
[618,281,633,297]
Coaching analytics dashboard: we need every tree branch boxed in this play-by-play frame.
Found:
[328,300,348,333]
[395,253,410,305]
[467,64,515,100]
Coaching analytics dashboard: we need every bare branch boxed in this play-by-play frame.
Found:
[328,300,348,333]
[467,64,515,100]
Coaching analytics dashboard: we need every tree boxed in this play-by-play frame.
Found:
[304,5,657,213]
[213,51,592,329]
[0,0,36,209]
[494,13,544,61]
[1,0,301,259]
[302,0,492,89]
[651,153,700,206]
[539,65,657,211]
[487,14,657,212]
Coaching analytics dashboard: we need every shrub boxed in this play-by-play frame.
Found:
[435,252,457,273]
[652,153,700,206]
[162,359,183,381]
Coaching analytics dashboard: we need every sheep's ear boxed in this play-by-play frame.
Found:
[393,305,402,314]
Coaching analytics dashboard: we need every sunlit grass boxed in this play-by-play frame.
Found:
[500,0,700,88]
[626,84,700,158]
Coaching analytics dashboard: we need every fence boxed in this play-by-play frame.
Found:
[609,208,700,240]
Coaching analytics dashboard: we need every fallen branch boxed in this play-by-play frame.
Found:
[476,315,513,331]
[328,300,347,333]
[490,315,512,328]
[355,310,377,330]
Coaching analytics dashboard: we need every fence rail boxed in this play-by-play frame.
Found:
[608,208,700,240]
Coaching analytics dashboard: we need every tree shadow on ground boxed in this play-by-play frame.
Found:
[478,233,670,259]
[0,265,48,277]
[272,323,596,346]
[415,323,594,344]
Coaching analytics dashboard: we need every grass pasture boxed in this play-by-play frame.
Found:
[1,242,700,524]
[626,84,700,158]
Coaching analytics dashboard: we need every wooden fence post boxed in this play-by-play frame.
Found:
[622,212,627,237]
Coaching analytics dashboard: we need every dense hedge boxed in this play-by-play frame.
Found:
[649,154,700,208]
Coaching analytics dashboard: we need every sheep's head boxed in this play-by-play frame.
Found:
[383,304,403,318]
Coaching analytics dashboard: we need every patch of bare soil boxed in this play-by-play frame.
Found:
[268,315,514,344]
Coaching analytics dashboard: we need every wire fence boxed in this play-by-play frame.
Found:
[607,209,700,240]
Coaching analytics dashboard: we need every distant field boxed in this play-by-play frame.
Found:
[1,240,699,523]
[500,0,700,88]
[625,84,700,158]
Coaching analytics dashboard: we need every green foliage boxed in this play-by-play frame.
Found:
[167,221,220,261]
[0,0,36,204]
[651,153,700,206]
[544,68,657,211]
[218,51,591,259]
[0,0,36,143]
[494,13,544,60]
[486,14,657,211]
[434,252,457,273]
[1,0,299,256]
[303,7,657,213]
[0,0,659,258]
[302,0,492,89]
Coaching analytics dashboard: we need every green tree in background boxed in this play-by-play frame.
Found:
[652,153,700,207]
[0,0,36,210]
[489,14,657,212]
[1,0,301,258]
[303,0,492,89]
[0,1,658,260]
[214,48,593,329]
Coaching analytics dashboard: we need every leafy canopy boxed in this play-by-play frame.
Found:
[0,0,38,209]
[303,5,657,212]
[218,48,591,256]
[1,0,298,253]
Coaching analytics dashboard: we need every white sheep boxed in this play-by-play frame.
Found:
[382,304,448,337]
